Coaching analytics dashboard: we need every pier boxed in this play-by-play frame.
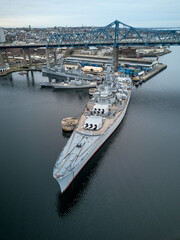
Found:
[66,54,167,82]
[141,64,167,82]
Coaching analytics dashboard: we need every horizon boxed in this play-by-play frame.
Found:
[1,21,180,30]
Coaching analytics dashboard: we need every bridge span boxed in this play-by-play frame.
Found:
[0,20,180,70]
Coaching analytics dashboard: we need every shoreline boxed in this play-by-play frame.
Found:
[0,68,41,77]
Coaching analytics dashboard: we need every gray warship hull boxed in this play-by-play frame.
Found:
[52,83,97,89]
[42,67,97,81]
[53,94,131,193]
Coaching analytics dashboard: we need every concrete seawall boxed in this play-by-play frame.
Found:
[0,68,41,77]
[141,64,167,82]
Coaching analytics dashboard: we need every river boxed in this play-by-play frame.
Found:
[0,46,180,240]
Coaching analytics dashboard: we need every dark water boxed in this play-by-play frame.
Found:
[0,47,180,240]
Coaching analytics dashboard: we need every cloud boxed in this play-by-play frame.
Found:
[1,0,180,27]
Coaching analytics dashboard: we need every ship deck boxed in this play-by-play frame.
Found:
[75,98,128,135]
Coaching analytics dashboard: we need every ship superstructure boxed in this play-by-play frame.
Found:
[53,66,132,193]
[42,60,100,82]
[51,77,97,89]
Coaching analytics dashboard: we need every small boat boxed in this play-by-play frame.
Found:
[18,71,26,75]
[132,76,140,82]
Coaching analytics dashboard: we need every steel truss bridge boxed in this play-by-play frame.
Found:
[48,20,180,48]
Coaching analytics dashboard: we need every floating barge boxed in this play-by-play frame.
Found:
[61,117,79,132]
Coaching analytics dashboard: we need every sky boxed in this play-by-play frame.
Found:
[0,0,180,28]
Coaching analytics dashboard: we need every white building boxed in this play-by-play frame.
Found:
[0,63,10,72]
[0,28,5,43]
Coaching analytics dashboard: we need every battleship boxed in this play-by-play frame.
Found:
[53,66,132,193]
[42,60,101,82]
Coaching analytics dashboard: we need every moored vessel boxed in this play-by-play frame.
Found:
[53,66,132,193]
[18,71,26,75]
[42,60,101,82]
[52,78,97,89]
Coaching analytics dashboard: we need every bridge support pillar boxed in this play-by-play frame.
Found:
[28,48,32,65]
[54,50,57,65]
[113,46,119,72]
[22,48,27,66]
[5,49,9,64]
[46,48,50,68]
[0,49,4,65]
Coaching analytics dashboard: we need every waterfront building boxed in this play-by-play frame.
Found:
[0,63,10,72]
